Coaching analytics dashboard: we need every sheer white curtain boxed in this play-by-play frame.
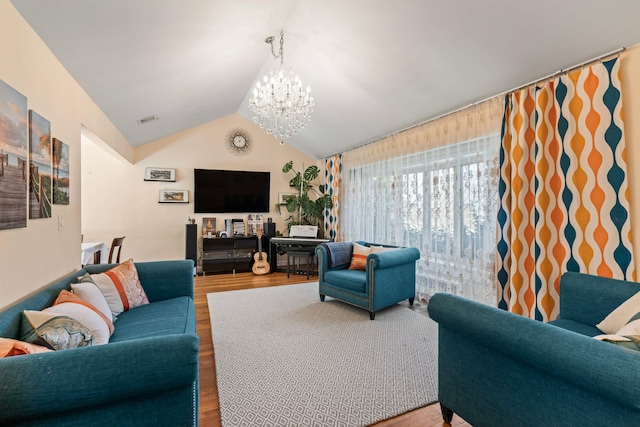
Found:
[341,98,502,305]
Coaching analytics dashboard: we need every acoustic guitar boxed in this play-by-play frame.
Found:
[252,228,270,275]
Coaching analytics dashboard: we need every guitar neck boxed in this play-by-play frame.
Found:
[257,231,263,260]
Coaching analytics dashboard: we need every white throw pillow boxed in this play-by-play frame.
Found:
[596,291,640,334]
[370,245,400,253]
[71,281,114,322]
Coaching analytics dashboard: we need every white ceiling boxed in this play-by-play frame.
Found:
[11,0,640,159]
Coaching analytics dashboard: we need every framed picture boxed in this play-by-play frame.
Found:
[278,192,297,205]
[52,138,70,205]
[145,167,176,182]
[29,110,52,218]
[202,217,216,236]
[0,79,28,230]
[159,189,188,203]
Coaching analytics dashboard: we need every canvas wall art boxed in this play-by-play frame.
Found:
[0,79,28,230]
[52,138,69,205]
[28,110,52,219]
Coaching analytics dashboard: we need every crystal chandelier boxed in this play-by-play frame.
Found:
[249,31,314,140]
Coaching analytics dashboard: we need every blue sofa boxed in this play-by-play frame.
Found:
[0,260,199,427]
[428,271,640,427]
[315,241,420,319]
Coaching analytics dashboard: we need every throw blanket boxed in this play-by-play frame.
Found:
[320,242,352,268]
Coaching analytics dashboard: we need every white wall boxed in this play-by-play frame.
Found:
[0,2,131,309]
[81,113,318,262]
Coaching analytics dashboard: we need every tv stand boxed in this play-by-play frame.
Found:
[201,236,257,275]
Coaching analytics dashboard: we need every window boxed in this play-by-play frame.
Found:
[342,134,500,305]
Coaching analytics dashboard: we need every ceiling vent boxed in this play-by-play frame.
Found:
[137,115,159,125]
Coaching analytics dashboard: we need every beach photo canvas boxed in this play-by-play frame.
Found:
[28,110,52,219]
[0,79,28,230]
[52,138,70,205]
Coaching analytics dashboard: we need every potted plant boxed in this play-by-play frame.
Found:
[276,161,333,236]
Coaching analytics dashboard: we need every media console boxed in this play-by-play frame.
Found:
[201,236,257,275]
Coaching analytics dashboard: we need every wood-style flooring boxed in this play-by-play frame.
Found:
[195,271,470,427]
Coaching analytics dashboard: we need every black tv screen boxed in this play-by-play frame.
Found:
[194,169,270,213]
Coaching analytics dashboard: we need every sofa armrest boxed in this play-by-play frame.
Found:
[85,260,194,302]
[0,333,199,424]
[428,293,640,410]
[367,247,420,270]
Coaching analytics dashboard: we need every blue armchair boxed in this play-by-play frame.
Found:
[315,241,420,319]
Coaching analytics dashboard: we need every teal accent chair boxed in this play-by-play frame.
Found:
[428,271,640,426]
[315,241,420,319]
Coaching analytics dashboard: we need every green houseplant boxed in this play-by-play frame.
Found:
[276,161,333,235]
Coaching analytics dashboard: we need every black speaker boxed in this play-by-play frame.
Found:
[263,222,276,238]
[185,224,198,264]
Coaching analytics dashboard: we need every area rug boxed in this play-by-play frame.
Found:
[207,283,439,427]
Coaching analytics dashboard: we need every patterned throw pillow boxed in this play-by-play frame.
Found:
[21,310,94,350]
[597,335,640,351]
[21,290,114,349]
[54,290,114,340]
[0,337,52,357]
[78,258,149,318]
[595,311,640,351]
[596,291,640,334]
[348,242,371,271]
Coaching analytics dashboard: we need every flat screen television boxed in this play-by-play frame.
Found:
[194,169,270,213]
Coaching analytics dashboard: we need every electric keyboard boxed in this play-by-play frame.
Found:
[270,237,331,245]
[268,237,331,272]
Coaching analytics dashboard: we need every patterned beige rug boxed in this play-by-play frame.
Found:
[207,283,438,427]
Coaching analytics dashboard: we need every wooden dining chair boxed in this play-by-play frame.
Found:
[108,236,126,264]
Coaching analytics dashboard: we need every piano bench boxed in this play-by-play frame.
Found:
[287,250,316,279]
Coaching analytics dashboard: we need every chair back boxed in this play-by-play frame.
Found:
[108,236,126,264]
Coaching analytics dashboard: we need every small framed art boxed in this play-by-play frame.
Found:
[202,217,216,237]
[278,192,297,205]
[159,189,188,203]
[145,167,176,182]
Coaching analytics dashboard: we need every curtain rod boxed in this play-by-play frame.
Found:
[346,46,626,154]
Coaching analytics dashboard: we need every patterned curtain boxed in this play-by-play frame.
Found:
[497,57,635,321]
[324,154,341,241]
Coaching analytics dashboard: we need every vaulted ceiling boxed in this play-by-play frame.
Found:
[11,0,640,159]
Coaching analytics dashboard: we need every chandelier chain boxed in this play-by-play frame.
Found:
[278,30,284,66]
[268,30,285,67]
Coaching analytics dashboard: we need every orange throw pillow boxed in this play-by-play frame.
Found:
[348,242,371,271]
[0,337,52,357]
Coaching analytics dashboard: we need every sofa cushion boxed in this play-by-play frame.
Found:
[109,296,195,342]
[78,259,149,318]
[0,337,51,357]
[349,242,371,271]
[597,290,640,334]
[548,318,603,337]
[324,270,367,294]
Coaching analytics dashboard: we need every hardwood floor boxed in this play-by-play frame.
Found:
[195,271,470,427]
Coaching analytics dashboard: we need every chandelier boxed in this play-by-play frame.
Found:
[249,30,314,140]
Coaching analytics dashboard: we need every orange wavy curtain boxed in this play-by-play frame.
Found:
[497,57,635,321]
